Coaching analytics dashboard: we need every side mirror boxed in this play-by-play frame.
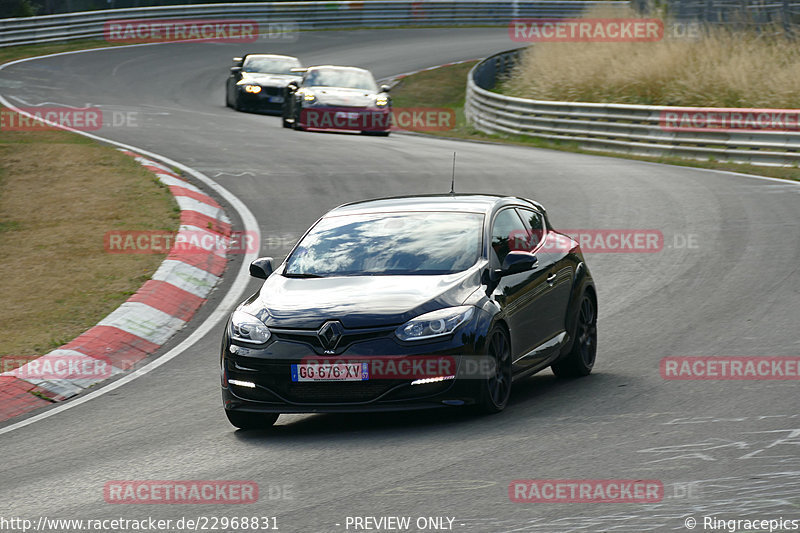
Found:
[501,251,537,276]
[380,84,391,93]
[249,257,274,279]
[232,57,242,62]
[230,66,242,73]
[286,81,299,92]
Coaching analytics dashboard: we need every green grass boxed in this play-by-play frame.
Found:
[0,39,126,66]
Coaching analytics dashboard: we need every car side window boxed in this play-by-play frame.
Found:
[517,208,545,248]
[491,209,530,265]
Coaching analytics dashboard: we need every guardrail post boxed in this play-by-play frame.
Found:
[783,0,793,36]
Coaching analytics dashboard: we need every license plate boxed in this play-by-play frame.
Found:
[291,362,368,382]
[335,111,360,120]
[268,96,284,103]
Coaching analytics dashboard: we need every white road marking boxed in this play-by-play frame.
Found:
[7,94,91,108]
[150,259,221,297]
[173,194,227,219]
[213,171,256,177]
[1,39,798,437]
[97,302,187,346]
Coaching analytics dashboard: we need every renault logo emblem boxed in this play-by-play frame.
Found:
[317,321,344,351]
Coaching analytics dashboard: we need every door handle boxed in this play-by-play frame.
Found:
[546,273,557,284]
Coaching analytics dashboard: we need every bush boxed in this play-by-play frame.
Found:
[0,0,38,17]
[502,7,800,108]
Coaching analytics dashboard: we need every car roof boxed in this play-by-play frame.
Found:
[306,65,370,73]
[244,54,299,61]
[327,194,541,217]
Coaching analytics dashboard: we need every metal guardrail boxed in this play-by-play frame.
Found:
[465,49,800,166]
[0,1,628,48]
[663,0,800,34]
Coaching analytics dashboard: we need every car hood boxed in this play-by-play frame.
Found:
[305,87,380,107]
[240,72,299,86]
[242,267,482,329]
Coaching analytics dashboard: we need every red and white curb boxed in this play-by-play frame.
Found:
[0,150,230,419]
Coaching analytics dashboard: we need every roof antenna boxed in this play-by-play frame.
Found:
[449,152,456,195]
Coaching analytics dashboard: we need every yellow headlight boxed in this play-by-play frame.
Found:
[376,97,389,106]
[244,85,262,94]
[303,93,316,102]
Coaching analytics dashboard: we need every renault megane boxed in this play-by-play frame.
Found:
[221,194,597,429]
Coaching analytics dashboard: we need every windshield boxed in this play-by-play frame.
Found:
[303,69,378,91]
[242,57,300,75]
[284,212,484,277]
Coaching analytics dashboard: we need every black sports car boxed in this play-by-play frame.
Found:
[226,54,302,113]
[221,194,597,429]
[281,65,392,135]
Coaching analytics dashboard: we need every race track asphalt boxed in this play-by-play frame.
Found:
[1,27,798,532]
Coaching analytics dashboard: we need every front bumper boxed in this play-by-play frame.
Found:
[236,86,286,112]
[221,314,491,414]
[298,105,392,132]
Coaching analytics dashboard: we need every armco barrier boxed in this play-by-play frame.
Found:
[0,1,628,48]
[465,49,800,167]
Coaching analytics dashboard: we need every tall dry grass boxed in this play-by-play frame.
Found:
[503,7,800,108]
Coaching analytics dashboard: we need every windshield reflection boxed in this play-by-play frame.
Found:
[285,212,484,276]
[243,57,300,75]
[303,68,378,91]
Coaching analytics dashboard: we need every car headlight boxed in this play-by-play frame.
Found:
[244,85,262,94]
[375,96,389,107]
[303,93,316,102]
[395,306,474,342]
[230,310,271,344]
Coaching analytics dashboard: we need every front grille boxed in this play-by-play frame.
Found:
[261,86,282,97]
[229,359,408,404]
[232,378,454,405]
[270,327,394,353]
[233,385,283,403]
[279,380,403,403]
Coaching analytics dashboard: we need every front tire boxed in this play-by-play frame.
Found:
[291,105,306,131]
[225,410,279,430]
[551,294,597,377]
[476,325,512,413]
[281,103,292,128]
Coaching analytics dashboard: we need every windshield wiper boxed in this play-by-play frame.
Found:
[283,272,325,279]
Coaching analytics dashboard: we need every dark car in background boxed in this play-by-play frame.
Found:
[220,194,598,429]
[281,65,392,135]
[226,54,302,113]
